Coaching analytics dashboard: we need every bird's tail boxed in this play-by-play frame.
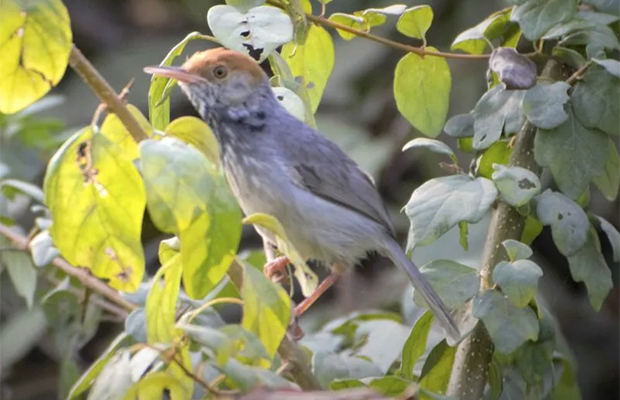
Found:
[384,239,460,342]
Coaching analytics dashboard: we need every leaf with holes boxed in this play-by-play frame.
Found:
[522,82,570,129]
[535,190,589,257]
[272,86,305,121]
[0,0,72,114]
[405,175,498,249]
[492,164,541,207]
[207,5,293,62]
[394,48,451,138]
[281,24,334,113]
[44,128,146,292]
[473,290,539,354]
[139,137,241,299]
[493,259,543,308]
[472,85,526,149]
[535,109,608,199]
[567,229,613,311]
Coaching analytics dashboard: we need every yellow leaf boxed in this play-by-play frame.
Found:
[100,104,152,160]
[281,25,334,113]
[165,116,220,167]
[0,0,72,114]
[145,256,182,344]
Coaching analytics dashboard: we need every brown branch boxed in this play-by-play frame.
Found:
[446,59,565,400]
[68,45,148,142]
[565,60,592,85]
[267,0,536,61]
[227,260,322,391]
[0,224,138,313]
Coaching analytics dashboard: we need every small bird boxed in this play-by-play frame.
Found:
[144,48,460,341]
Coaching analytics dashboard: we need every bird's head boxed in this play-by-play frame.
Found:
[144,48,269,119]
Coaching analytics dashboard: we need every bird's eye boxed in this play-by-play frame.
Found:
[213,65,228,79]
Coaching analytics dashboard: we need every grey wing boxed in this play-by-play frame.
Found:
[287,130,396,238]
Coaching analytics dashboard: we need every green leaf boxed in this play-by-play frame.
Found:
[0,179,44,203]
[145,258,182,344]
[492,260,543,308]
[522,82,571,129]
[100,104,152,159]
[597,216,619,262]
[219,324,271,362]
[327,13,364,40]
[502,239,533,261]
[451,8,513,55]
[330,379,366,391]
[122,371,187,400]
[521,215,543,245]
[593,139,619,201]
[0,307,46,374]
[567,229,613,310]
[479,140,513,179]
[0,0,72,114]
[458,221,469,251]
[29,229,59,267]
[148,32,204,130]
[165,116,220,167]
[414,260,479,310]
[243,213,317,296]
[472,85,526,149]
[549,358,582,400]
[220,358,295,391]
[369,376,412,397]
[492,164,541,207]
[177,323,234,366]
[394,48,451,138]
[511,0,578,40]
[444,113,474,138]
[281,24,334,113]
[124,309,147,342]
[571,66,619,136]
[207,5,293,62]
[87,350,133,400]
[313,351,382,388]
[396,6,433,40]
[593,58,620,78]
[552,47,587,70]
[44,128,146,292]
[1,236,37,308]
[535,190,589,256]
[488,358,503,400]
[401,311,434,380]
[241,261,291,359]
[68,333,130,399]
[514,317,555,385]
[139,137,241,298]
[561,25,620,50]
[402,138,456,163]
[352,319,412,374]
[489,47,537,89]
[419,340,457,398]
[226,0,267,11]
[473,290,539,354]
[405,175,498,249]
[534,109,609,199]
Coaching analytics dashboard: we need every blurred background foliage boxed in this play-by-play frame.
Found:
[0,0,617,399]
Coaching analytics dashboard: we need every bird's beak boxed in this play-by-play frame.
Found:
[143,66,205,84]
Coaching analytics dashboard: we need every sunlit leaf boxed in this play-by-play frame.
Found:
[394,48,451,138]
[165,116,220,166]
[396,6,433,40]
[100,104,152,160]
[402,138,456,163]
[328,13,364,40]
[87,350,133,400]
[0,0,72,114]
[492,164,541,207]
[281,24,334,113]
[122,371,186,400]
[400,311,434,380]
[479,140,512,179]
[419,340,457,398]
[145,256,182,344]
[140,137,241,299]
[44,128,146,292]
[451,8,513,54]
[493,259,543,308]
[177,323,234,366]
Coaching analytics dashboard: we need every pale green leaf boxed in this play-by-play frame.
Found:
[402,138,456,162]
[593,58,620,78]
[472,85,526,149]
[28,229,59,267]
[87,350,133,400]
[272,86,306,121]
[313,351,382,388]
[165,116,220,167]
[145,257,182,344]
[352,319,411,373]
[451,8,513,55]
[561,25,620,50]
[522,82,571,129]
[327,13,363,40]
[492,164,541,207]
[597,216,620,262]
[0,307,46,373]
[405,175,497,249]
[592,139,619,201]
[513,318,555,385]
[139,137,241,299]
[44,128,146,292]
[473,290,539,354]
[100,104,152,160]
[369,376,411,397]
[0,0,72,114]
[571,66,619,136]
[401,311,434,380]
[1,235,37,308]
[567,229,613,311]
[521,216,543,246]
[394,48,451,137]
[511,0,578,40]
[443,113,474,138]
[0,179,44,203]
[177,323,234,366]
[220,358,295,391]
[281,24,334,113]
[396,6,433,40]
[502,239,533,261]
[493,260,543,308]
[241,261,291,358]
[535,190,589,256]
[358,5,407,29]
[552,47,587,70]
[226,0,267,11]
[128,347,159,383]
[414,260,479,309]
[207,5,293,62]
[534,109,608,199]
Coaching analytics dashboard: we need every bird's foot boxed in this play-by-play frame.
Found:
[288,315,304,341]
[264,256,291,284]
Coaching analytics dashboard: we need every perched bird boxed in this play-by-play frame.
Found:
[144,48,460,341]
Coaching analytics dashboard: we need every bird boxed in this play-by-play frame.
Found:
[144,47,460,341]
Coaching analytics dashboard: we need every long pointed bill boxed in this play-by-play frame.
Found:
[143,66,205,84]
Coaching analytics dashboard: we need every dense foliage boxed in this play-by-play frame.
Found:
[0,0,618,399]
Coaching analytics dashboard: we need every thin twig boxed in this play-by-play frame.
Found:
[68,45,148,142]
[0,224,138,312]
[566,60,592,85]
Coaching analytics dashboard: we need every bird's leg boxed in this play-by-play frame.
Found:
[294,270,342,317]
[264,256,290,283]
